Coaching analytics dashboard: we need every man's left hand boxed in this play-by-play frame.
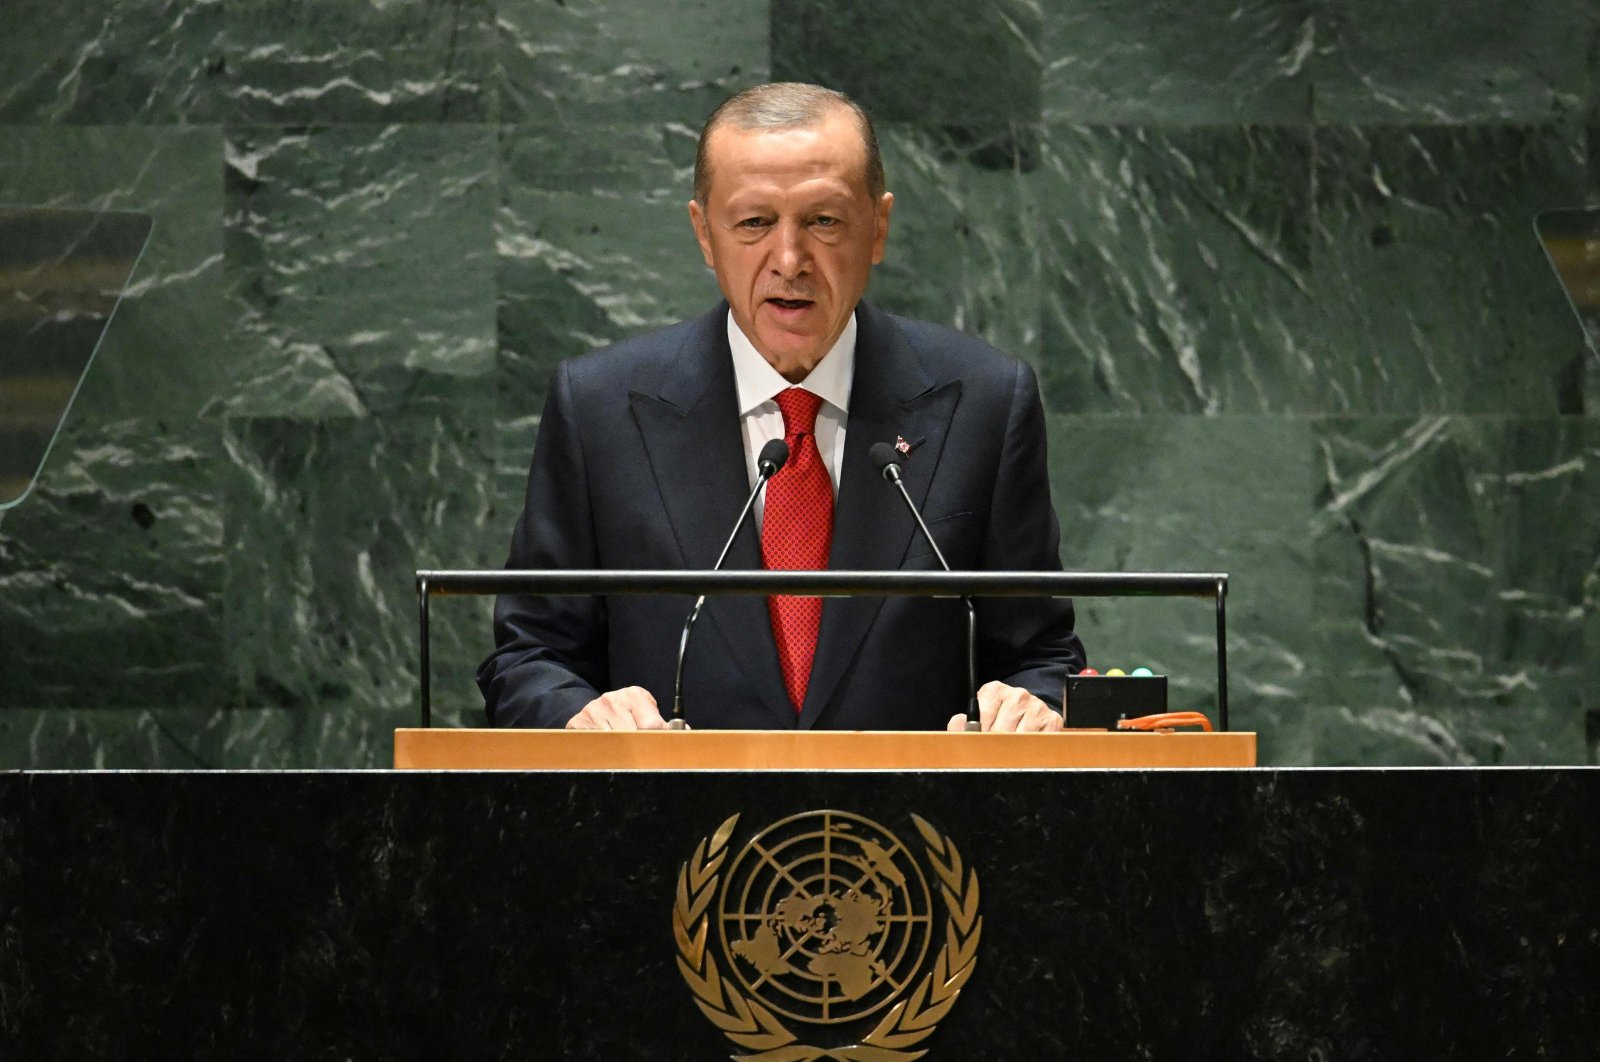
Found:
[946,681,1064,732]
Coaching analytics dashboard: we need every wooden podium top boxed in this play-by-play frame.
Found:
[393,728,1257,771]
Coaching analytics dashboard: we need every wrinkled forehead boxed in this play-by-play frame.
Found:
[703,111,872,199]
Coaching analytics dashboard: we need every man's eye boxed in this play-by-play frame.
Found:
[814,216,838,227]
[737,217,768,229]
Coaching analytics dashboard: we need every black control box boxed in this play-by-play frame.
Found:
[1063,675,1169,728]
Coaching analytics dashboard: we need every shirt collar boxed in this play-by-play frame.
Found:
[727,310,856,417]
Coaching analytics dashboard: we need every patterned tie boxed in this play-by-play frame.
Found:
[762,388,833,712]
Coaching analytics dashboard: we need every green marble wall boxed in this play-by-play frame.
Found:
[0,1,1594,768]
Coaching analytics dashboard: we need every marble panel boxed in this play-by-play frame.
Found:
[1311,0,1586,124]
[872,124,1043,364]
[0,126,225,423]
[1041,0,1314,124]
[1310,126,1588,415]
[498,0,769,124]
[289,702,422,767]
[221,411,495,743]
[1586,420,1599,765]
[223,124,497,419]
[0,707,272,770]
[1591,118,1600,197]
[1039,125,1316,414]
[495,122,719,514]
[0,704,431,770]
[0,0,224,123]
[0,418,226,710]
[771,0,1042,124]
[1311,417,1589,765]
[223,0,496,123]
[1049,415,1315,763]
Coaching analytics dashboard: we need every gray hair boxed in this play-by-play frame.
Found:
[693,82,884,204]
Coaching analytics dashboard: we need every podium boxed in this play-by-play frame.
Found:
[3,764,1592,1057]
[392,727,1258,770]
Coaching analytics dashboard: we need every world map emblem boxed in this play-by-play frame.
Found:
[673,810,982,1060]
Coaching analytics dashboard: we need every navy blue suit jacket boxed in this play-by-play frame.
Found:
[477,300,1086,729]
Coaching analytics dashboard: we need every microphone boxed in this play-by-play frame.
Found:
[869,442,981,731]
[668,438,789,728]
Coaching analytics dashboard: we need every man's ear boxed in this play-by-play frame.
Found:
[871,192,894,265]
[688,199,716,269]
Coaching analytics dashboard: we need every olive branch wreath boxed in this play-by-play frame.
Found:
[673,813,982,1062]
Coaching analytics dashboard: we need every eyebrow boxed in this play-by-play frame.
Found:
[723,192,855,214]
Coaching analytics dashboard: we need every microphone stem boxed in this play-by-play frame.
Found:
[965,599,979,730]
[669,597,706,728]
[671,466,774,724]
[887,476,980,729]
[888,477,949,570]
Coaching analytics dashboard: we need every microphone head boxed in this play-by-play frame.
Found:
[757,438,790,477]
[868,441,903,481]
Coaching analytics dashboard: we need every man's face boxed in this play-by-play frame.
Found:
[689,109,893,381]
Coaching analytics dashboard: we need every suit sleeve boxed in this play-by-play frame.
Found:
[974,359,1087,709]
[475,361,608,727]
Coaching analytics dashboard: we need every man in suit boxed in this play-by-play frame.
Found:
[478,83,1086,731]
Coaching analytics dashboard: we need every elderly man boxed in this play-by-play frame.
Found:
[478,82,1086,731]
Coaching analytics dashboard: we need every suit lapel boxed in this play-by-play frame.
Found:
[628,306,795,726]
[798,302,962,729]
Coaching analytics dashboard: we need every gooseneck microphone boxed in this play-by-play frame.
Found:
[869,442,981,731]
[668,438,789,728]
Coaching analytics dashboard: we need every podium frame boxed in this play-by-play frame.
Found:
[393,728,1257,770]
[415,568,1231,728]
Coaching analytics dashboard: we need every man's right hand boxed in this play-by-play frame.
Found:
[565,686,671,730]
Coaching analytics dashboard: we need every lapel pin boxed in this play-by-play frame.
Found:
[895,435,914,455]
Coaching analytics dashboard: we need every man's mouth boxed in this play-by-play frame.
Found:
[766,297,814,311]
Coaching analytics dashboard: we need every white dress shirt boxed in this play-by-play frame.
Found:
[727,311,855,530]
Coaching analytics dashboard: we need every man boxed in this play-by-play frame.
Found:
[478,83,1085,731]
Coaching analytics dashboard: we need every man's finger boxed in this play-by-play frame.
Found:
[977,681,1062,733]
[988,687,1029,732]
[975,681,1009,732]
[1019,704,1064,732]
[619,687,667,730]
[568,691,638,731]
[602,692,644,730]
[588,698,622,730]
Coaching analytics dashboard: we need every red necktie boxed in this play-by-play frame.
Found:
[762,388,833,712]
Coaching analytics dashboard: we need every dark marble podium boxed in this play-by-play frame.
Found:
[2,768,1595,1059]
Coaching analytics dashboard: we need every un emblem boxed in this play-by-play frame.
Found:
[674,811,982,1060]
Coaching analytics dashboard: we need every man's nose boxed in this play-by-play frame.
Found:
[770,220,810,278]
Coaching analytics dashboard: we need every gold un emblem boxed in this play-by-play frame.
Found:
[673,810,982,1060]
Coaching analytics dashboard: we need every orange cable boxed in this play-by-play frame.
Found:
[1115,711,1214,733]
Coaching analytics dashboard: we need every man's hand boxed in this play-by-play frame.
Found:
[946,681,1064,733]
[565,686,671,730]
